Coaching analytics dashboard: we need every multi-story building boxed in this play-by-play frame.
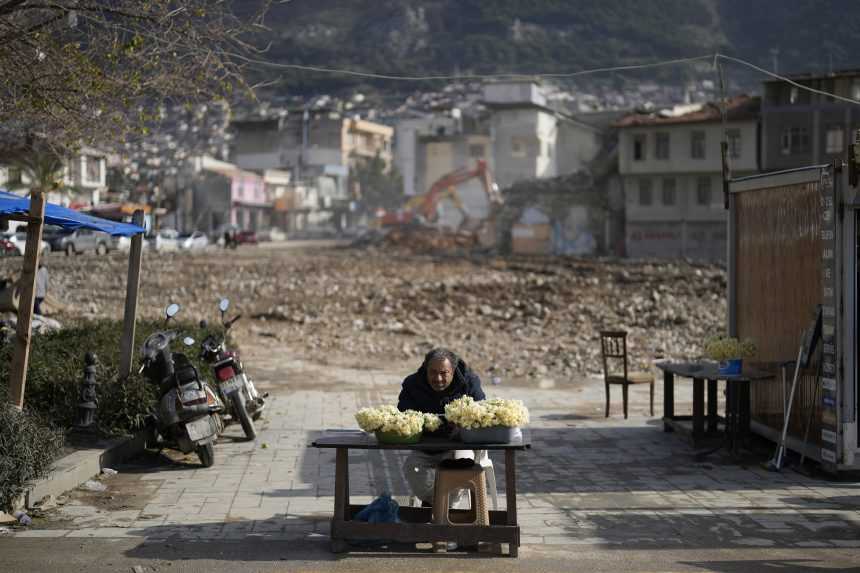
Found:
[0,146,107,207]
[231,112,392,230]
[615,96,760,260]
[164,156,269,235]
[761,70,860,171]
[393,111,495,228]
[483,80,604,190]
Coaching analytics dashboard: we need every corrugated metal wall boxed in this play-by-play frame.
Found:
[734,180,823,440]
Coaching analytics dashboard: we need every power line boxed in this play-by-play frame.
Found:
[238,54,716,81]
[718,54,860,106]
[239,51,860,107]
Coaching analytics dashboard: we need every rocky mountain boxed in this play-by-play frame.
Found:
[246,0,860,95]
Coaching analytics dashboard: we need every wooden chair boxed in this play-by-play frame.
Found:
[599,330,655,419]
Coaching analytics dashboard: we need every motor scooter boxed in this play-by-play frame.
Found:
[199,298,265,440]
[141,303,224,467]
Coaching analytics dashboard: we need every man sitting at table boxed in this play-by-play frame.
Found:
[398,347,485,507]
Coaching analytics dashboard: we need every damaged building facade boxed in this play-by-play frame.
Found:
[616,96,760,260]
[393,80,624,256]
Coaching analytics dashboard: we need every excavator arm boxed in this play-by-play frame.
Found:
[379,160,502,229]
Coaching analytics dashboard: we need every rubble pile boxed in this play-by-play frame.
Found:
[381,227,479,252]
[0,248,726,385]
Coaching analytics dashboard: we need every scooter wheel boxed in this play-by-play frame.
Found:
[234,392,257,441]
[197,443,215,468]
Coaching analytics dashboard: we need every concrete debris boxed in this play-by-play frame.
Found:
[101,468,118,477]
[81,480,107,492]
[0,249,726,384]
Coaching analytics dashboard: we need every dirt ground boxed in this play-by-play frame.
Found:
[0,240,726,385]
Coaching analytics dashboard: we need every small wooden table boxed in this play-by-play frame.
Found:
[657,362,774,456]
[310,429,531,557]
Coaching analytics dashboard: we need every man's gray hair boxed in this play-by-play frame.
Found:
[422,347,458,370]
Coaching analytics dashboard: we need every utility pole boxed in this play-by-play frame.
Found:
[118,209,145,379]
[7,189,46,409]
[770,48,780,74]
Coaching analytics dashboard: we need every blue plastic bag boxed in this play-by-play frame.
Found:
[355,493,400,523]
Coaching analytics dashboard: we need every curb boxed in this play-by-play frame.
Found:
[21,429,149,510]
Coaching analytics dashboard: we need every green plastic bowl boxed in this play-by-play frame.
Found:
[374,430,422,444]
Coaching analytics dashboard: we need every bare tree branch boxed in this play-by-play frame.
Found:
[0,0,269,145]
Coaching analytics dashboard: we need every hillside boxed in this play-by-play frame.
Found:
[245,0,860,94]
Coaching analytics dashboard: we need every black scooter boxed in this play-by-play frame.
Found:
[140,303,224,467]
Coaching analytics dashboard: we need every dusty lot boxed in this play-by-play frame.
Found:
[0,241,726,385]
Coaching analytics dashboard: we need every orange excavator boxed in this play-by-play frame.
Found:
[378,159,502,229]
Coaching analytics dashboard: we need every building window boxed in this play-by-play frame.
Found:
[633,134,646,161]
[4,166,21,185]
[638,178,653,206]
[84,156,101,184]
[690,131,706,159]
[661,178,676,206]
[468,143,485,158]
[696,176,712,206]
[511,137,526,158]
[780,127,810,155]
[655,132,670,160]
[726,129,742,159]
[825,126,844,154]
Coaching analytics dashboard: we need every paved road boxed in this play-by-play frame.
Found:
[3,342,860,572]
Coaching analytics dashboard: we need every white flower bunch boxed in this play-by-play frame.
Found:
[423,413,442,432]
[444,396,529,430]
[355,405,441,436]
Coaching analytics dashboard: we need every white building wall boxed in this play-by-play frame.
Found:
[557,121,602,175]
[535,112,558,179]
[618,119,758,260]
[618,121,758,175]
[491,108,544,189]
[483,81,547,107]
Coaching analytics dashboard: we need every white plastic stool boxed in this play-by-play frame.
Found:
[474,450,498,510]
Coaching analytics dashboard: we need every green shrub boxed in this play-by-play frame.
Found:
[0,319,218,436]
[0,395,64,510]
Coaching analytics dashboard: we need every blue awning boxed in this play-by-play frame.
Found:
[0,190,145,237]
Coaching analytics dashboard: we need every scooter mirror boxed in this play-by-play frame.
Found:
[165,303,180,319]
[219,298,230,313]
[183,336,196,347]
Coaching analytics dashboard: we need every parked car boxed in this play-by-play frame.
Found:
[115,235,150,252]
[257,228,287,242]
[150,229,179,252]
[2,231,50,256]
[235,230,258,245]
[42,225,74,253]
[59,228,114,255]
[179,231,209,250]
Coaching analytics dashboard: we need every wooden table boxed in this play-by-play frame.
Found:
[310,429,531,557]
[656,362,773,456]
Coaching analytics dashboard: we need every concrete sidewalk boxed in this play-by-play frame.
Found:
[11,375,860,554]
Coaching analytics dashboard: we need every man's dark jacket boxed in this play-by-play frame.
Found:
[397,357,485,414]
